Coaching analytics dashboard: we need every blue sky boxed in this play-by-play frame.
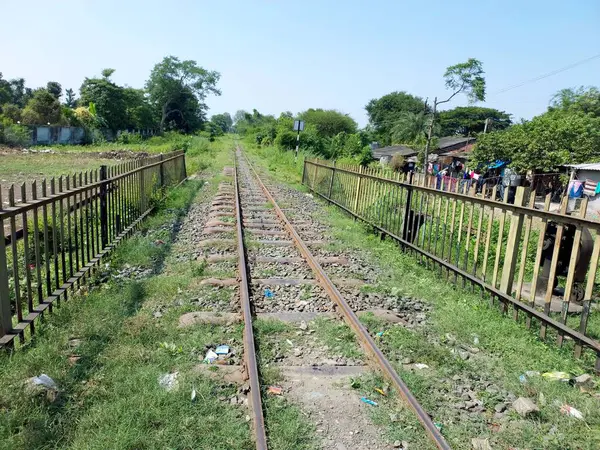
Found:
[1,0,598,126]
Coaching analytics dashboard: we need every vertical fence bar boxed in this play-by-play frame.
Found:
[100,166,108,249]
[575,235,600,358]
[50,179,60,297]
[499,187,525,314]
[0,203,12,339]
[20,184,34,320]
[8,187,23,327]
[31,182,44,306]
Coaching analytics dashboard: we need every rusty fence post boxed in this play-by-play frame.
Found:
[499,187,525,312]
[353,165,364,216]
[158,154,165,187]
[401,171,415,243]
[0,213,12,339]
[327,161,336,201]
[302,159,307,185]
[99,165,109,248]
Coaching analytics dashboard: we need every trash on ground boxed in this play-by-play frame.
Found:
[268,386,283,396]
[414,363,429,369]
[519,374,528,383]
[264,288,274,298]
[560,404,584,420]
[286,339,294,347]
[434,422,443,431]
[158,372,179,391]
[203,349,219,363]
[298,320,308,331]
[191,388,197,401]
[30,374,58,390]
[305,193,313,198]
[542,371,571,382]
[374,388,387,396]
[360,397,378,406]
[215,345,230,355]
[472,335,480,345]
[376,331,385,337]
[525,371,540,377]
[155,239,165,245]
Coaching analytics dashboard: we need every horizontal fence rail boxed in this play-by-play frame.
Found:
[0,151,186,347]
[303,159,600,371]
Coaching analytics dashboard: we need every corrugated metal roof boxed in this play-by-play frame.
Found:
[567,163,600,171]
[438,136,475,149]
[371,145,417,158]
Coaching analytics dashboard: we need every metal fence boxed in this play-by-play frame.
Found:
[0,151,186,347]
[303,159,600,371]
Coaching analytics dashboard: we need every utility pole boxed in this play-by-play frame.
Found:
[293,120,305,162]
[483,117,490,134]
[423,97,437,174]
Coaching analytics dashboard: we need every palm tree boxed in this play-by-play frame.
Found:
[391,111,438,147]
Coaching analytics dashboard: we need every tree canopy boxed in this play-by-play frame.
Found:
[365,91,428,145]
[473,108,600,172]
[21,89,63,125]
[79,74,127,131]
[438,106,511,136]
[298,109,357,138]
[146,56,221,132]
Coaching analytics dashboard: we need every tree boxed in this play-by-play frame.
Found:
[146,56,220,132]
[210,112,233,134]
[472,110,600,172]
[298,108,357,138]
[64,88,77,108]
[438,106,511,136]
[1,103,22,122]
[101,68,116,80]
[391,111,431,145]
[46,81,62,100]
[79,74,127,131]
[123,87,155,129]
[21,89,63,124]
[550,86,600,118]
[423,58,486,171]
[365,92,429,145]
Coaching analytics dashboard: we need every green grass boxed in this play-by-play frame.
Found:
[246,141,600,450]
[0,179,256,450]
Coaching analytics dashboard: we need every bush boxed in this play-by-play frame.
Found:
[0,119,31,147]
[116,131,143,144]
[390,153,406,172]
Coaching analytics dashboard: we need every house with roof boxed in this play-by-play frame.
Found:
[371,136,476,166]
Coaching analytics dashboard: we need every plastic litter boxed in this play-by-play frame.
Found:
[264,288,274,298]
[525,371,541,377]
[360,397,378,406]
[158,372,179,391]
[434,422,443,431]
[414,363,429,369]
[215,345,230,355]
[30,374,58,390]
[374,388,387,396]
[560,404,584,420]
[268,386,283,396]
[472,335,480,345]
[203,350,218,363]
[191,389,197,401]
[376,331,385,337]
[542,371,571,382]
[519,374,527,383]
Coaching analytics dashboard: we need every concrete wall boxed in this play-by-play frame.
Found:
[31,126,86,145]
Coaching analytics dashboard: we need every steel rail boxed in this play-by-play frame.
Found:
[233,156,269,450]
[241,150,451,450]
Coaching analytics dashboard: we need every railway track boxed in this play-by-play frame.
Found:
[201,148,451,449]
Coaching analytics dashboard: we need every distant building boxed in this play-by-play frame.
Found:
[371,136,476,166]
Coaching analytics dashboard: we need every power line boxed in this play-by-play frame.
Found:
[491,52,600,95]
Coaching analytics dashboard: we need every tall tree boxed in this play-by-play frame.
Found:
[365,91,429,145]
[473,109,600,172]
[123,87,155,129]
[298,108,357,138]
[79,73,127,131]
[21,89,63,124]
[550,86,600,118]
[423,58,486,170]
[46,81,62,100]
[438,106,511,136]
[210,113,233,134]
[146,56,220,132]
[64,88,77,108]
